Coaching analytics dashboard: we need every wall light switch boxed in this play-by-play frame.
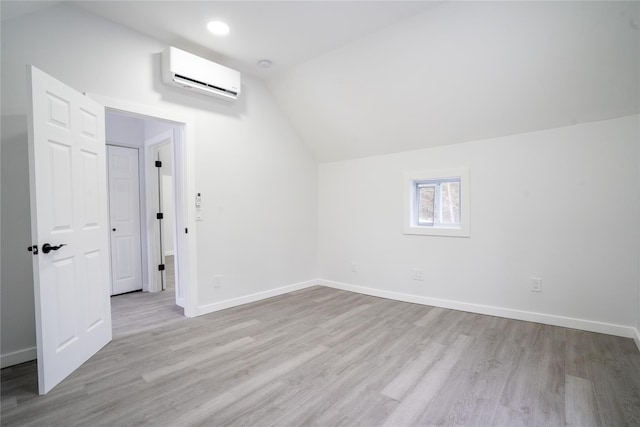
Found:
[531,277,542,292]
[196,193,203,221]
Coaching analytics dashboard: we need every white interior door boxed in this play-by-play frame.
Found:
[161,175,174,257]
[27,66,112,394]
[107,145,143,295]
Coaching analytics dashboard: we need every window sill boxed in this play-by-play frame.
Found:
[404,225,470,238]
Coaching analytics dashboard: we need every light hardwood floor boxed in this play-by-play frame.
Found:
[164,254,175,290]
[2,286,639,426]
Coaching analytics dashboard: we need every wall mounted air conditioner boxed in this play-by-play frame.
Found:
[162,46,241,101]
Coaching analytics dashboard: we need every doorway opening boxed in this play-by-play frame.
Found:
[89,93,198,319]
[103,107,195,319]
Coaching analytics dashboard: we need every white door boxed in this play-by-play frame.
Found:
[107,145,143,295]
[27,66,112,394]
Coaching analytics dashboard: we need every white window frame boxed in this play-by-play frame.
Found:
[404,168,470,237]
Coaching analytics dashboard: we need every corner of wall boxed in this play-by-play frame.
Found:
[197,279,319,316]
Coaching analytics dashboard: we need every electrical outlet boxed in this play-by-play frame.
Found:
[412,268,424,281]
[350,262,358,273]
[214,275,222,288]
[531,277,542,292]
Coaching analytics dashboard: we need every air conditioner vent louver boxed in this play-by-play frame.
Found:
[173,74,238,97]
[162,47,241,101]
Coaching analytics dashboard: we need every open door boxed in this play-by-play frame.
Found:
[27,66,112,394]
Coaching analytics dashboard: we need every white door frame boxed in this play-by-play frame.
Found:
[87,93,198,317]
[144,131,177,296]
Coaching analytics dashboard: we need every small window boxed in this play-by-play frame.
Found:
[415,178,460,227]
[404,168,469,237]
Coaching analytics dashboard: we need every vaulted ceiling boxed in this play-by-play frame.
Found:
[268,1,640,161]
[3,1,638,162]
[69,0,440,80]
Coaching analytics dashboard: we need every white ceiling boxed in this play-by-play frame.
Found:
[267,1,640,161]
[67,0,439,80]
[3,1,638,162]
[0,1,63,21]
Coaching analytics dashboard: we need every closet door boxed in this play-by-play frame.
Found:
[107,145,143,295]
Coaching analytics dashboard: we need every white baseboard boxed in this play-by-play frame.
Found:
[319,279,638,340]
[165,251,174,256]
[1,347,36,369]
[197,280,318,316]
[634,328,640,353]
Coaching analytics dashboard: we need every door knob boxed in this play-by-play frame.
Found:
[42,243,66,254]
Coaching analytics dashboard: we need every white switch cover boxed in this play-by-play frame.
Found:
[412,268,425,281]
[531,277,542,292]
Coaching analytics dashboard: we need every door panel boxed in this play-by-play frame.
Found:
[51,256,77,350]
[27,66,112,394]
[49,141,74,230]
[107,145,143,295]
[81,150,101,228]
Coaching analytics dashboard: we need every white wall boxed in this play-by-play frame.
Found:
[319,115,640,334]
[1,115,36,367]
[0,4,317,365]
[144,119,176,142]
[106,113,145,146]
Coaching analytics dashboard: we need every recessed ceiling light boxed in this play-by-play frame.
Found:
[207,21,230,36]
[258,59,272,69]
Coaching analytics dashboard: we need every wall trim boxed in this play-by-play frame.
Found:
[319,279,638,340]
[1,347,36,369]
[197,280,318,316]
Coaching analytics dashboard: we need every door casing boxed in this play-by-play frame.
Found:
[88,94,199,317]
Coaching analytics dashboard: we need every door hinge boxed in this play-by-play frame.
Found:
[185,228,188,234]
[155,160,162,168]
[156,212,164,220]
[158,264,165,271]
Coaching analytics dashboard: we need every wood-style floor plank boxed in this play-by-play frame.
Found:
[565,374,600,427]
[2,286,639,426]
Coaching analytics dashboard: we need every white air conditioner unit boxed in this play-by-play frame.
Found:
[162,47,241,101]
